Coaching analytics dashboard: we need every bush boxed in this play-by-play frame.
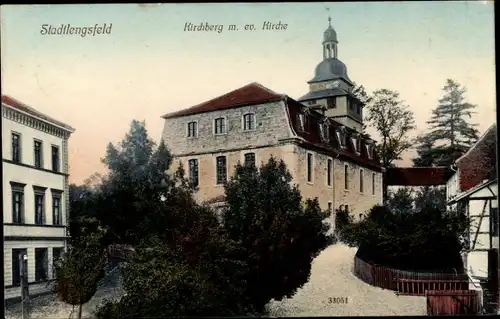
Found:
[54,232,106,319]
[223,157,332,312]
[349,205,469,272]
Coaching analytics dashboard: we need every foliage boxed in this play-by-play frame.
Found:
[364,89,416,169]
[93,120,173,245]
[223,157,332,312]
[95,167,258,317]
[413,79,479,167]
[334,207,353,236]
[345,205,469,272]
[385,187,414,215]
[54,232,106,319]
[414,186,447,213]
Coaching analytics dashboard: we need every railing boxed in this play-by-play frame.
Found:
[353,255,469,295]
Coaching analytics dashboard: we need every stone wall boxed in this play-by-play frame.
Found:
[161,101,292,157]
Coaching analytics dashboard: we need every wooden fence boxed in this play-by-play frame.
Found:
[353,255,469,295]
[426,290,481,316]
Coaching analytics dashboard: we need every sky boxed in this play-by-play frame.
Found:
[1,2,496,184]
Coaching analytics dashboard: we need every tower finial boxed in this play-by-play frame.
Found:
[328,16,331,27]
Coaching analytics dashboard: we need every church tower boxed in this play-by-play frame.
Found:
[298,18,364,133]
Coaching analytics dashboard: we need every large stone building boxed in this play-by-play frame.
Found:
[2,95,75,301]
[161,19,383,221]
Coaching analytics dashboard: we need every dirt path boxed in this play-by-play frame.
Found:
[267,244,426,316]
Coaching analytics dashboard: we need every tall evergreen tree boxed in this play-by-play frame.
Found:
[94,120,173,244]
[413,79,479,167]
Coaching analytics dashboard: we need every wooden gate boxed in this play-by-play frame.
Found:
[426,290,481,316]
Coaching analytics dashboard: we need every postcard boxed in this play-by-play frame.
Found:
[1,2,497,318]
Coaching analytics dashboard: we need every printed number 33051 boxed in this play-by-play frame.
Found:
[328,297,348,304]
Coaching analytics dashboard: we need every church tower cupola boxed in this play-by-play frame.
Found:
[297,18,364,133]
[323,17,338,59]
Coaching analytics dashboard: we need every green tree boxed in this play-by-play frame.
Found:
[96,166,255,317]
[95,120,173,245]
[386,187,415,215]
[347,205,469,272]
[414,186,447,213]
[223,157,332,312]
[364,89,416,200]
[413,79,479,167]
[54,232,106,319]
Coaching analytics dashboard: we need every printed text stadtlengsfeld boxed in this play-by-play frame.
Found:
[40,24,113,37]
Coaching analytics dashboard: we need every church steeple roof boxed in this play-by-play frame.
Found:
[323,17,338,44]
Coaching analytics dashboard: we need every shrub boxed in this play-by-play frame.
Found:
[223,157,332,312]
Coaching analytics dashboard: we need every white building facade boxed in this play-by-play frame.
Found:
[2,95,75,301]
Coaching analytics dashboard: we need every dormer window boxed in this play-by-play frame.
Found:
[351,136,361,154]
[298,113,309,131]
[335,129,347,149]
[319,121,330,142]
[365,144,374,159]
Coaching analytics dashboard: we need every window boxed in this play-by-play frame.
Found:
[327,98,336,109]
[336,130,346,148]
[34,140,43,168]
[298,114,305,131]
[307,153,313,183]
[360,169,364,193]
[327,159,333,186]
[320,122,330,142]
[348,99,354,110]
[52,146,60,172]
[35,248,48,282]
[356,104,361,114]
[344,164,349,189]
[214,117,226,135]
[328,202,333,212]
[244,152,256,167]
[12,133,21,162]
[491,207,499,236]
[243,113,256,131]
[11,182,25,224]
[188,159,199,188]
[12,248,28,286]
[52,192,62,225]
[187,121,198,138]
[366,144,373,159]
[352,137,361,154]
[372,173,376,195]
[216,156,227,185]
[34,187,46,225]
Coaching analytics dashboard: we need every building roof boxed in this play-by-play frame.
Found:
[298,88,349,102]
[161,82,284,119]
[456,124,497,164]
[448,179,497,205]
[285,98,381,170]
[162,82,382,171]
[455,124,497,192]
[384,167,450,186]
[2,95,75,132]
